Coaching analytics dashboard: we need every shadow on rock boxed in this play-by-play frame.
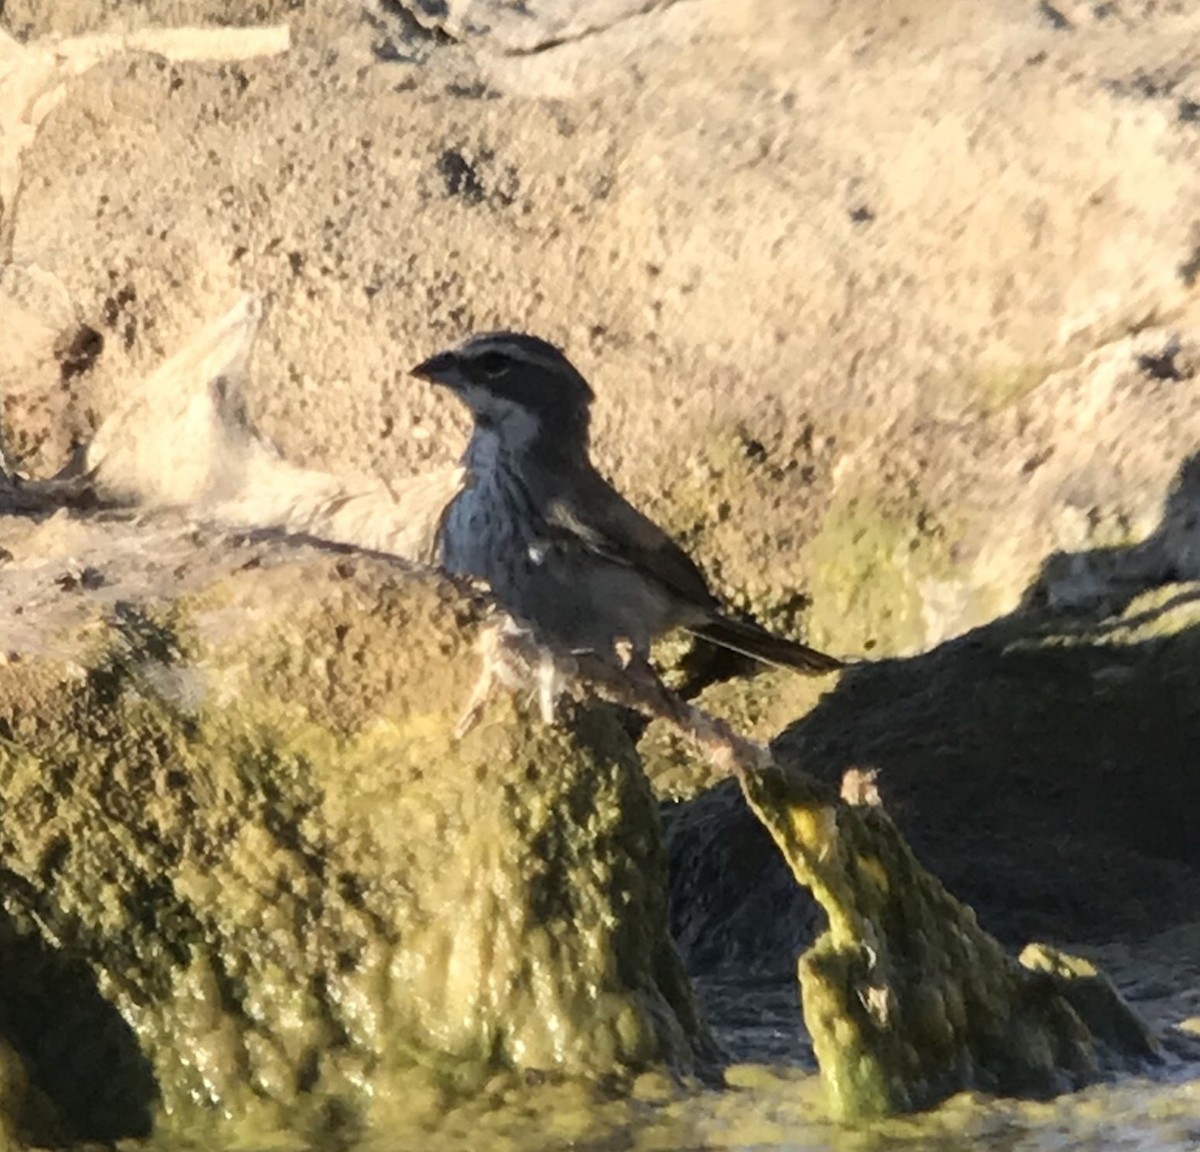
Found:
[1020,448,1200,618]
[0,904,159,1142]
[0,456,109,519]
[667,452,1200,985]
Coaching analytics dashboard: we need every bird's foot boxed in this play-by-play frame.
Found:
[454,614,573,738]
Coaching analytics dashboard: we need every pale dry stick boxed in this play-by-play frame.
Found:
[82,294,466,563]
[577,651,774,779]
[455,614,772,779]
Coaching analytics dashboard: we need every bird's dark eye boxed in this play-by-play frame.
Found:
[474,351,510,378]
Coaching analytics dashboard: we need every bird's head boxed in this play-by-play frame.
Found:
[410,331,594,454]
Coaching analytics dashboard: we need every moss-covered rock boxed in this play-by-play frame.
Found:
[651,581,1200,1118]
[804,489,957,659]
[0,1033,28,1152]
[739,760,1160,1121]
[0,533,713,1143]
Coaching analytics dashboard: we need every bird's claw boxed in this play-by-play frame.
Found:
[453,614,571,737]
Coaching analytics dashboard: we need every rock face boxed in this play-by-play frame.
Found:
[2,0,1199,660]
[0,263,99,476]
[0,526,712,1143]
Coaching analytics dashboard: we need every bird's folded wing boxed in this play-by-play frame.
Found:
[542,467,716,610]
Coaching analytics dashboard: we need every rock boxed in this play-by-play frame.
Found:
[783,580,1200,944]
[647,576,1200,1118]
[0,1033,29,1151]
[0,528,714,1141]
[0,18,290,478]
[0,262,99,477]
[739,760,1160,1120]
[640,666,838,802]
[804,326,1200,656]
[4,0,1198,655]
[1018,945,1161,1066]
[4,0,1200,1135]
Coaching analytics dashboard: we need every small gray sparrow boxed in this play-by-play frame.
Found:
[411,331,842,691]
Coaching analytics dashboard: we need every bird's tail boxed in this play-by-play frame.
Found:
[687,615,844,675]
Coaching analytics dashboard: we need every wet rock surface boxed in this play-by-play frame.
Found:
[0,523,712,1143]
[740,759,1165,1120]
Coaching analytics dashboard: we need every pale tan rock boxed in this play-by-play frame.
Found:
[4,0,1200,655]
[912,327,1200,646]
[0,23,288,255]
[85,294,267,507]
[0,19,289,480]
[0,261,82,475]
[84,294,461,562]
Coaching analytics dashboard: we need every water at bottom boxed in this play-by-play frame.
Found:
[153,971,1200,1152]
[341,1066,1200,1152]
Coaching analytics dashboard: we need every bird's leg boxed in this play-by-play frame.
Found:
[455,614,574,738]
[454,615,513,739]
[533,649,569,725]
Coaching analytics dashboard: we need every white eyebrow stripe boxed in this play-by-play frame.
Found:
[460,335,565,373]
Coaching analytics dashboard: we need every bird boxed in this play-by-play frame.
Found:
[410,331,843,693]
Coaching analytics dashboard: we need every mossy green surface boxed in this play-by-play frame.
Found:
[644,425,835,644]
[0,553,713,1144]
[737,760,1160,1121]
[803,490,956,658]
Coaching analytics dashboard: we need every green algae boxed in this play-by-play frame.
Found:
[804,491,954,658]
[235,1065,1199,1152]
[1018,945,1160,1064]
[0,554,713,1144]
[736,760,1160,1121]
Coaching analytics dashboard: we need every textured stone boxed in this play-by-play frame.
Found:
[2,0,1197,661]
[0,532,712,1141]
[741,759,1161,1120]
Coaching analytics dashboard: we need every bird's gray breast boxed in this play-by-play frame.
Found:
[438,429,534,589]
[437,434,674,654]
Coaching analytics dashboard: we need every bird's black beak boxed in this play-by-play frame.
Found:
[409,350,458,386]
